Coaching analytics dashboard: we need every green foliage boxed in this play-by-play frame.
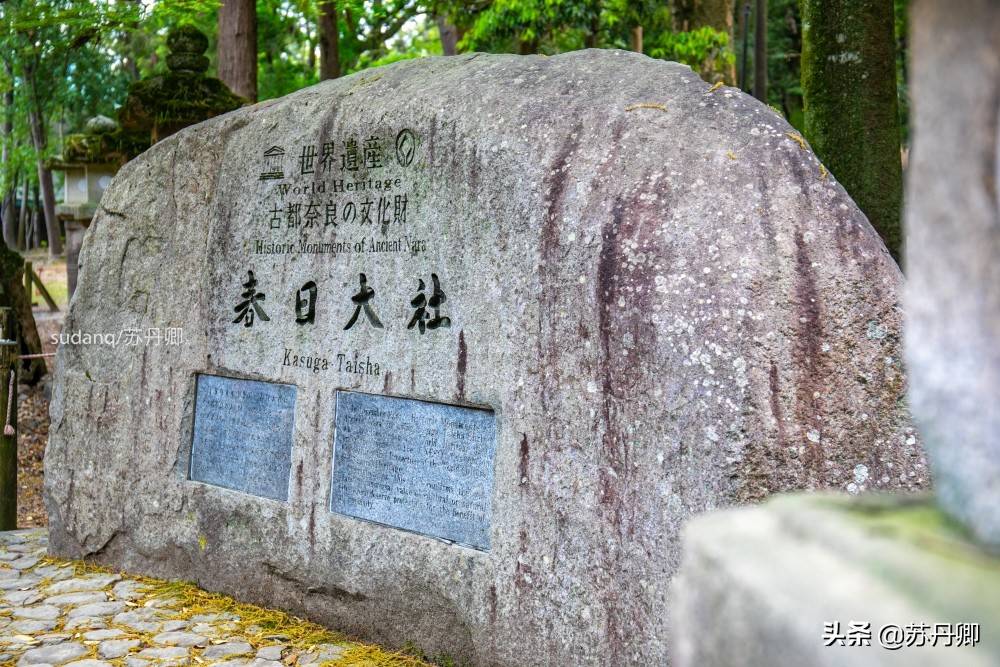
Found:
[454,0,734,81]
[460,0,601,53]
[256,0,319,99]
[648,26,734,83]
[0,0,140,197]
[150,0,223,24]
[354,12,444,71]
[252,0,427,98]
[604,0,661,52]
[764,0,804,130]
[0,0,912,222]
[340,0,424,74]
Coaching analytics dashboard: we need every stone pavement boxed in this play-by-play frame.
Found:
[0,530,429,666]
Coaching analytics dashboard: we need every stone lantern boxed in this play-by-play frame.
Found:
[59,163,114,298]
[49,115,124,298]
[119,25,245,144]
[57,116,118,220]
[60,164,114,216]
[51,25,243,300]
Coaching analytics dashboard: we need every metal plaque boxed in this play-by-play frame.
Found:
[330,391,497,550]
[189,374,296,501]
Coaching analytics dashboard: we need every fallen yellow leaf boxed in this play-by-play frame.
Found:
[625,102,667,112]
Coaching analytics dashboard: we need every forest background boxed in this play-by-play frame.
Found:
[0,0,912,260]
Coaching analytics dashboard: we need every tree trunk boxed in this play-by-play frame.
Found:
[801,0,902,261]
[753,0,767,102]
[34,183,47,249]
[218,0,258,101]
[124,50,140,81]
[308,35,316,75]
[1,67,15,250]
[436,15,460,56]
[25,70,61,257]
[0,244,46,385]
[17,180,27,251]
[319,0,342,79]
[30,183,40,250]
[34,162,57,255]
[0,175,14,250]
[29,212,37,250]
[690,0,734,35]
[738,1,751,89]
[29,185,39,250]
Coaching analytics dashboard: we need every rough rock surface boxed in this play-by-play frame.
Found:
[905,0,1000,550]
[46,50,925,665]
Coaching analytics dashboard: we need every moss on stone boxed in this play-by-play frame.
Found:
[119,71,244,136]
[59,128,149,165]
[839,494,975,544]
[165,24,210,73]
[804,494,1000,631]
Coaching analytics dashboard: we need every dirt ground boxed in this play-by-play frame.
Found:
[16,251,66,528]
[17,379,49,527]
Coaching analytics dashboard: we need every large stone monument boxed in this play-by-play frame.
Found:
[671,3,1000,666]
[45,51,925,665]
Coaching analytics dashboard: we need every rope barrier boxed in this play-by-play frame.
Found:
[3,370,14,436]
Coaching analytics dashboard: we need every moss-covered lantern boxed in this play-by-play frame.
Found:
[119,25,245,143]
[52,116,119,222]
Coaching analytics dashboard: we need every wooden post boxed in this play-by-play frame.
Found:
[0,307,15,342]
[631,26,643,54]
[23,260,32,305]
[30,270,58,312]
[0,307,17,530]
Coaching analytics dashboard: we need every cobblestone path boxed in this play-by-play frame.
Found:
[0,529,431,667]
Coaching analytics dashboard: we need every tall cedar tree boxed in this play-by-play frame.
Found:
[0,62,14,249]
[218,0,257,100]
[801,0,903,260]
[753,0,766,100]
[318,0,341,79]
